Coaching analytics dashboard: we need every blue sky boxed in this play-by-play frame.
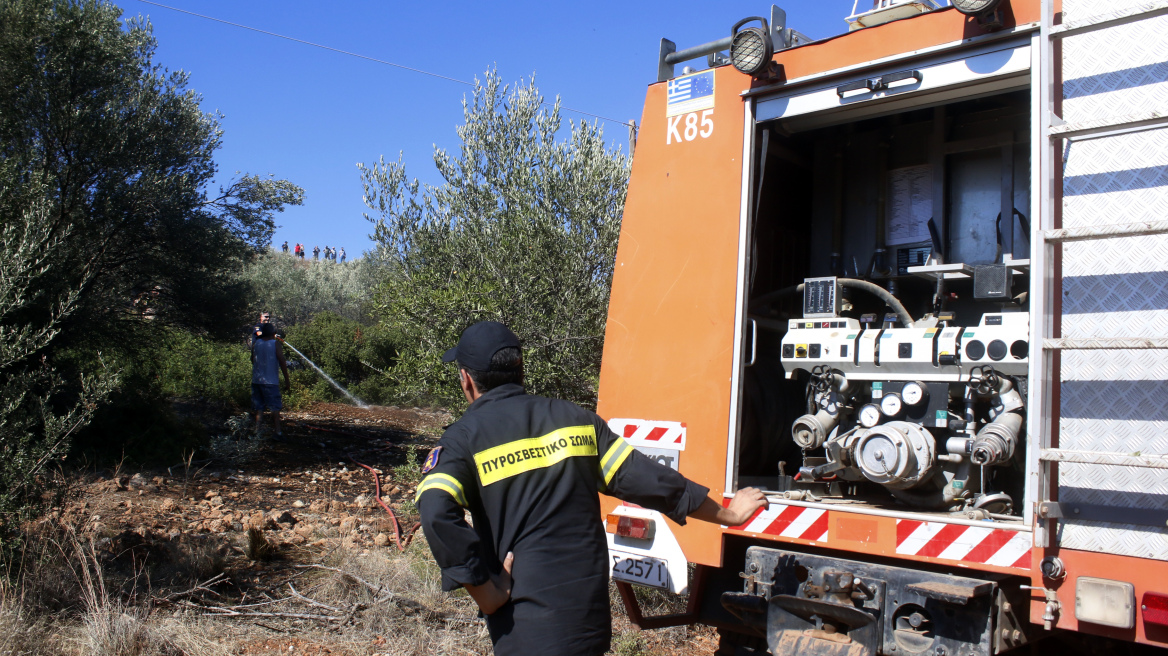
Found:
[127,1,875,256]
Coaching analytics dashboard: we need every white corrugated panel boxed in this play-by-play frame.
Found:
[1056,4,1168,561]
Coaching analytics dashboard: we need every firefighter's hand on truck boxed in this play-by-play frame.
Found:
[465,551,514,615]
[691,487,768,527]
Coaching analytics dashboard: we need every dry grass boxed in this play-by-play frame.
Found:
[0,589,57,656]
[0,517,712,656]
[290,537,492,655]
[244,528,274,561]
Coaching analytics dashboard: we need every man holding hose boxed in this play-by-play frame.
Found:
[251,322,291,438]
[416,321,766,656]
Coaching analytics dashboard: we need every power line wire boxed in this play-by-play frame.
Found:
[130,0,635,129]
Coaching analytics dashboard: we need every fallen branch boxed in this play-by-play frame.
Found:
[204,607,341,622]
[252,621,289,633]
[288,582,344,613]
[152,572,228,605]
[293,564,425,610]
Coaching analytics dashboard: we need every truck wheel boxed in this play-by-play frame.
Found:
[716,628,769,656]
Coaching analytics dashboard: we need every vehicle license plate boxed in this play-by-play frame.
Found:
[610,551,668,589]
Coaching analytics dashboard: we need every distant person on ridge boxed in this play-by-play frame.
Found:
[251,322,291,438]
[339,247,346,263]
[313,245,320,260]
[281,240,288,254]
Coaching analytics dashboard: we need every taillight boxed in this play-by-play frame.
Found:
[1142,592,1168,628]
[605,514,655,540]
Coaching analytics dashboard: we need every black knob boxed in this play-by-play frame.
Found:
[988,339,1008,361]
[965,339,986,361]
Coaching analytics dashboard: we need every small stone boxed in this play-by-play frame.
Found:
[159,498,178,513]
[152,476,166,486]
[210,496,224,507]
[373,533,390,547]
[292,500,305,508]
[293,523,315,538]
[354,494,371,508]
[271,510,297,525]
[204,490,217,499]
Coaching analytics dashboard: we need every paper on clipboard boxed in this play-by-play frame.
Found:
[887,165,932,246]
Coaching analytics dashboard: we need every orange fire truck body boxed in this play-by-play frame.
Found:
[597,1,1168,652]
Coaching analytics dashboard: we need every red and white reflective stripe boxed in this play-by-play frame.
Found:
[607,418,686,450]
[729,503,829,542]
[896,520,1031,569]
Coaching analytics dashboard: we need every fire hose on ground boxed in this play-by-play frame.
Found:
[349,455,422,552]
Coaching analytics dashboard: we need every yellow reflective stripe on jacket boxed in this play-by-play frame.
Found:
[599,438,635,486]
[473,425,597,486]
[415,473,467,506]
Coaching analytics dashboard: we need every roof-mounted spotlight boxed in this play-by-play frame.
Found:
[950,0,1003,15]
[951,0,1007,29]
[729,17,773,77]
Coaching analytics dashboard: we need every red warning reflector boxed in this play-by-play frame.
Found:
[1143,592,1168,627]
[605,513,655,540]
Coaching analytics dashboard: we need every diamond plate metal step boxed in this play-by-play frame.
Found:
[1043,337,1168,350]
[1040,448,1168,469]
[1049,111,1168,141]
[1051,1,1168,39]
[1043,220,1168,243]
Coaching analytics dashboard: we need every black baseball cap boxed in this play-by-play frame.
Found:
[442,321,520,371]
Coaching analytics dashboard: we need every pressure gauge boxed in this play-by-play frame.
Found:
[902,382,926,406]
[859,403,882,428]
[880,393,903,417]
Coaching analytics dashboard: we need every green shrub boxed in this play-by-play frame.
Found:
[281,312,397,405]
[156,330,252,407]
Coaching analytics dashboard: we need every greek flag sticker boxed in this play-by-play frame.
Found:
[666,69,715,117]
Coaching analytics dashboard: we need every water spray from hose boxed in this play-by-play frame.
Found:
[277,337,368,408]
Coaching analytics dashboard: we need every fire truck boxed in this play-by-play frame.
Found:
[596,0,1168,653]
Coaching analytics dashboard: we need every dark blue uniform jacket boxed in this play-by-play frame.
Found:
[416,384,708,656]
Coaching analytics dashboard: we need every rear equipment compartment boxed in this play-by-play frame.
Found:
[733,71,1034,525]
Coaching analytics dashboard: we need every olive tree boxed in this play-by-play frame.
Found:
[359,70,630,409]
[0,0,302,541]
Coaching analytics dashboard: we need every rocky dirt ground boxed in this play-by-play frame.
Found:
[22,401,715,656]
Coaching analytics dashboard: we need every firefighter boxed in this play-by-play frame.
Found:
[416,321,766,656]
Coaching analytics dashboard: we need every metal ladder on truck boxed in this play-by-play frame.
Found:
[1032,0,1168,564]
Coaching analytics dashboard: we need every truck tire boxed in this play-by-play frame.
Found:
[716,628,769,656]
